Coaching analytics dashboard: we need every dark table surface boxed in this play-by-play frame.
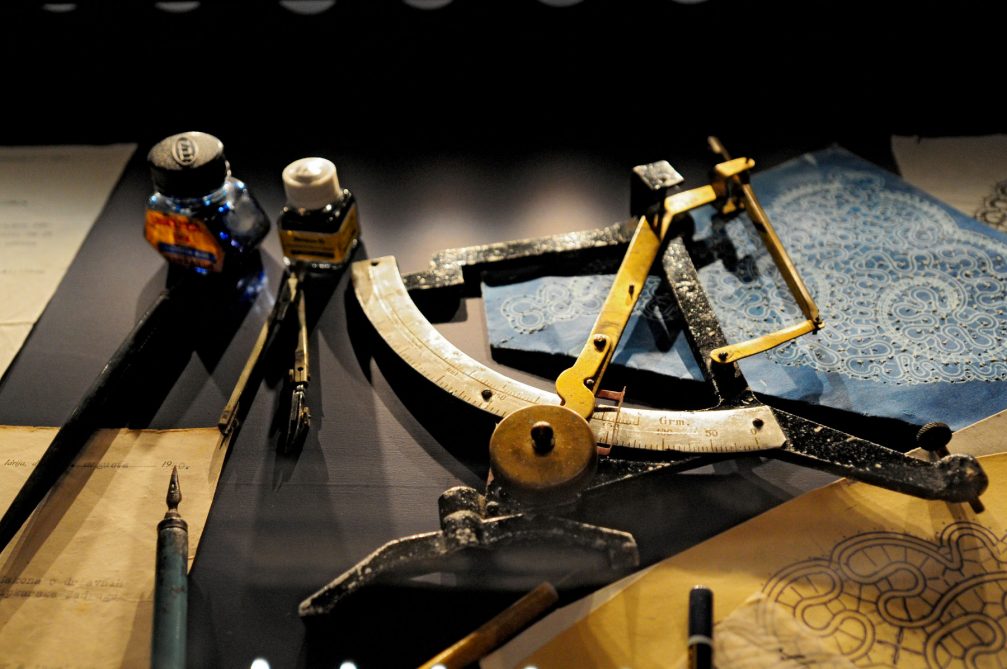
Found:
[2,2,1005,667]
[0,133,904,668]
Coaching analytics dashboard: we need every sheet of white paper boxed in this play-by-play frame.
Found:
[891,134,1007,223]
[0,144,136,378]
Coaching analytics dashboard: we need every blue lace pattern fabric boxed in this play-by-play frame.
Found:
[488,272,704,381]
[482,148,1007,429]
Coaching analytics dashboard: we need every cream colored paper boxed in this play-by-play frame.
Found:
[484,409,1007,669]
[0,144,136,378]
[701,593,859,669]
[892,135,1007,219]
[486,452,1006,668]
[0,426,225,667]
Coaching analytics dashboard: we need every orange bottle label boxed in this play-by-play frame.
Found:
[145,210,225,272]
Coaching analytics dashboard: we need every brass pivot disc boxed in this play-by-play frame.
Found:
[489,405,597,505]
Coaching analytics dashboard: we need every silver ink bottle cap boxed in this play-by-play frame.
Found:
[282,157,342,211]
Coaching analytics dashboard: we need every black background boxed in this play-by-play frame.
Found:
[3,0,1004,154]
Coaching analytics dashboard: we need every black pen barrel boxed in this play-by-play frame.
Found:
[0,284,185,552]
[688,586,713,669]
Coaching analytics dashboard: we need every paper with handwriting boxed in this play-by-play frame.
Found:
[0,426,224,668]
[0,144,135,380]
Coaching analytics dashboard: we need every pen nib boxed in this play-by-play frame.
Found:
[166,466,182,513]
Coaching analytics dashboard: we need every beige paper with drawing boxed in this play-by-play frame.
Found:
[0,426,225,667]
[502,453,1005,668]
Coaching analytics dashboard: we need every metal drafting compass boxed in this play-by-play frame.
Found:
[300,142,989,617]
[218,269,312,454]
[285,276,311,453]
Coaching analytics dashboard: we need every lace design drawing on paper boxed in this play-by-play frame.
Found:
[498,274,678,335]
[704,170,1007,385]
[976,180,1007,233]
[719,522,1007,668]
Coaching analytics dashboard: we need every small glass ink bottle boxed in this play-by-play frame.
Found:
[145,131,270,274]
[278,157,360,271]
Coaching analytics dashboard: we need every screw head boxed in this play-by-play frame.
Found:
[530,421,555,454]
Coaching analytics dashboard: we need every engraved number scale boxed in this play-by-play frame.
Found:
[355,257,783,455]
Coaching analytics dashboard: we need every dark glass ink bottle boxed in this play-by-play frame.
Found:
[145,131,270,274]
[278,157,360,271]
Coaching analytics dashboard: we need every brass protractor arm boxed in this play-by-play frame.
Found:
[707,137,824,364]
[555,161,752,419]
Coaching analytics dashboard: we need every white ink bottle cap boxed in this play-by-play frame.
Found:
[282,157,343,212]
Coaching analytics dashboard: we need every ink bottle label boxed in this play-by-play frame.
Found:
[145,132,270,274]
[279,202,358,266]
[144,210,224,272]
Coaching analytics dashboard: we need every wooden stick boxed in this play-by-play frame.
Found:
[417,582,559,669]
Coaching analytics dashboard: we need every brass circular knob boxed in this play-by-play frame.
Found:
[489,405,597,505]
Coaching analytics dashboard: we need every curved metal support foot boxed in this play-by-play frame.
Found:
[299,486,639,617]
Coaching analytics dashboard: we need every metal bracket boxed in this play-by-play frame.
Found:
[705,137,824,365]
[299,486,639,616]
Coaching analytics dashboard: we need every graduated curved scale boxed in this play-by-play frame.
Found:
[353,256,786,454]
